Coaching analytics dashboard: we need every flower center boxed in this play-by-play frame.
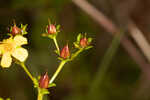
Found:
[3,43,14,53]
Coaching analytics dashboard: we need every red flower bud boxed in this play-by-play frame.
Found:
[60,44,70,59]
[47,24,57,34]
[39,72,50,89]
[80,37,88,47]
[11,25,21,35]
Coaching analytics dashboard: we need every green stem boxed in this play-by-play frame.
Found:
[49,60,66,84]
[20,62,35,84]
[71,48,83,60]
[49,49,83,84]
[53,37,60,55]
[37,88,44,100]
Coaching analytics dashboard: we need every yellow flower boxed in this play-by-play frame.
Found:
[0,35,28,68]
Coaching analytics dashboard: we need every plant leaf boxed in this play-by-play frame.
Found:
[48,83,56,88]
[77,33,82,42]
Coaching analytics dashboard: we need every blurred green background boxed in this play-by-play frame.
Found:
[0,0,146,100]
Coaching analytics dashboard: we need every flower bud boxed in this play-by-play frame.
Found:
[47,24,57,34]
[39,72,50,89]
[11,25,21,35]
[80,37,88,47]
[60,44,70,59]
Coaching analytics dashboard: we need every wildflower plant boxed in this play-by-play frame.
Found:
[0,20,92,100]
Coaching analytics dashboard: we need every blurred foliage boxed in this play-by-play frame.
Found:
[0,0,143,100]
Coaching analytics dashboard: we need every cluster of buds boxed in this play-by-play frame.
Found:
[42,20,93,61]
[40,20,93,90]
[0,20,93,99]
[58,34,92,61]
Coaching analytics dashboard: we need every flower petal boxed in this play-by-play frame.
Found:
[14,35,27,46]
[3,37,13,43]
[12,47,28,62]
[0,45,3,55]
[1,53,12,68]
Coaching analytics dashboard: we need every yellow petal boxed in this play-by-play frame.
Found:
[12,47,28,62]
[1,52,12,68]
[3,37,13,43]
[14,35,27,46]
[0,45,3,55]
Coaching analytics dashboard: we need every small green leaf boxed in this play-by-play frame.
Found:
[20,24,23,29]
[48,35,53,39]
[88,38,92,43]
[42,33,48,37]
[58,57,64,61]
[85,46,93,50]
[34,77,39,87]
[21,24,28,35]
[48,34,56,39]
[48,83,56,88]
[32,77,38,88]
[41,88,50,95]
[56,25,61,30]
[77,33,82,42]
[10,27,12,32]
[74,42,80,49]
[23,31,27,35]
[6,33,12,37]
[21,24,27,30]
[38,76,41,80]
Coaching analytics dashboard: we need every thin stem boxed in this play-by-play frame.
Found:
[37,89,44,100]
[53,37,60,54]
[71,48,83,60]
[49,49,83,84]
[50,60,66,84]
[20,62,35,84]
